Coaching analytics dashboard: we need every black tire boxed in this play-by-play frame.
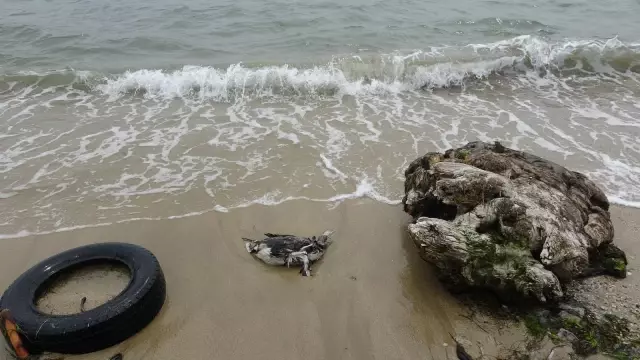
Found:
[0,242,166,354]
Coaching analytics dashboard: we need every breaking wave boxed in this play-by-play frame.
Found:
[2,35,639,101]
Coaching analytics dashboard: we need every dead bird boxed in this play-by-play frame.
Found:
[243,231,334,276]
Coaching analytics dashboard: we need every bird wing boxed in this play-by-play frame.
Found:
[263,237,311,256]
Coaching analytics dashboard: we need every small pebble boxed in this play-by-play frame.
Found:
[443,342,448,347]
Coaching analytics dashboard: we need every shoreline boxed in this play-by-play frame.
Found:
[1,195,638,241]
[0,200,637,359]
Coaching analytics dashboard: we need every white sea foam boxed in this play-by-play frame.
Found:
[326,178,401,205]
[229,178,401,209]
[213,205,229,212]
[0,224,113,240]
[0,192,17,199]
[0,177,401,240]
[609,197,640,209]
[319,153,348,181]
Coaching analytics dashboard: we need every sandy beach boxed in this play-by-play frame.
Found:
[0,200,637,360]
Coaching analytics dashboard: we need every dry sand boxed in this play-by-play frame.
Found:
[0,200,637,360]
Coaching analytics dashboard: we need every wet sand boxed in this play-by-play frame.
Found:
[571,206,640,337]
[37,262,131,316]
[0,200,637,359]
